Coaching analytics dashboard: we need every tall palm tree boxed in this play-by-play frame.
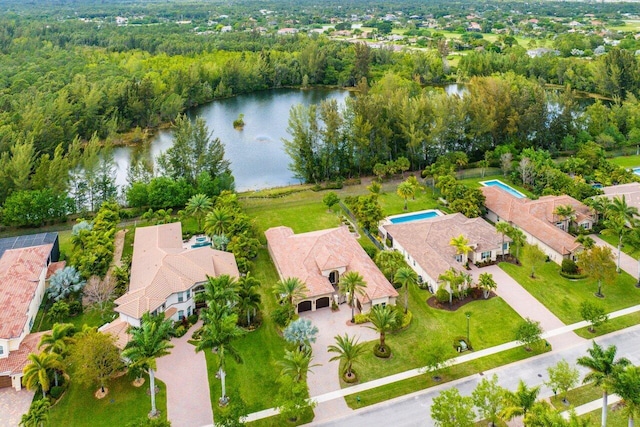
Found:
[20,398,51,427]
[197,274,239,309]
[589,196,612,223]
[185,193,212,231]
[406,175,422,200]
[609,195,639,224]
[339,271,368,323]
[438,267,463,305]
[396,181,415,211]
[554,204,577,230]
[278,348,319,383]
[500,380,540,421]
[495,222,512,260]
[624,225,640,285]
[477,272,497,299]
[195,307,245,405]
[394,267,417,314]
[450,234,472,265]
[506,227,526,261]
[273,277,308,307]
[367,305,397,356]
[22,352,63,399]
[204,208,232,237]
[38,323,75,386]
[577,342,630,427]
[328,334,367,380]
[611,365,640,427]
[121,314,174,417]
[576,235,596,250]
[602,214,628,273]
[237,273,262,327]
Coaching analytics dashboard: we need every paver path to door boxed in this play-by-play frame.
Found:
[156,321,213,427]
[470,264,584,350]
[302,304,378,424]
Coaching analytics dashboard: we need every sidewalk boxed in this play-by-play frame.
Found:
[245,303,640,423]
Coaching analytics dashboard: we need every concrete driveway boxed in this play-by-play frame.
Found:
[0,388,33,427]
[301,304,378,424]
[469,265,584,351]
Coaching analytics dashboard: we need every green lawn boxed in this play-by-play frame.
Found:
[575,311,640,339]
[344,284,524,388]
[57,228,73,259]
[597,232,640,260]
[581,403,629,427]
[33,303,113,332]
[607,154,640,168]
[550,383,600,409]
[47,375,167,426]
[500,260,640,324]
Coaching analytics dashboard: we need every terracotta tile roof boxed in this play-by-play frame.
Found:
[481,187,593,256]
[601,183,640,213]
[265,226,397,305]
[0,332,46,376]
[99,319,131,350]
[382,213,508,281]
[0,245,52,340]
[46,261,66,279]
[114,223,239,319]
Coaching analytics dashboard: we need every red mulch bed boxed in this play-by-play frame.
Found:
[427,288,497,312]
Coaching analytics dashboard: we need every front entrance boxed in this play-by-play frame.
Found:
[297,300,312,313]
[316,297,330,309]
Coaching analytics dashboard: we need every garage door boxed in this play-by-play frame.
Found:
[297,300,312,312]
[316,297,330,309]
[0,375,11,388]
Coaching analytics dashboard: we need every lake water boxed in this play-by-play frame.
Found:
[113,88,351,192]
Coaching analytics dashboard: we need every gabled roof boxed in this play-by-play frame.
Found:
[382,213,507,281]
[481,187,593,256]
[265,226,397,304]
[115,223,239,319]
[601,183,640,214]
[0,332,46,376]
[0,245,52,340]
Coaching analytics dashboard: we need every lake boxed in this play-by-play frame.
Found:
[113,88,351,192]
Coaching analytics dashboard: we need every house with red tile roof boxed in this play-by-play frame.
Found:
[107,223,239,339]
[481,186,595,263]
[0,233,62,390]
[379,213,509,292]
[265,226,398,314]
[600,183,640,215]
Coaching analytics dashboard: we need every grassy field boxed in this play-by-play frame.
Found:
[47,375,167,426]
[32,304,113,332]
[597,232,640,260]
[607,154,640,168]
[581,404,629,427]
[500,259,640,324]
[550,383,601,409]
[575,311,640,339]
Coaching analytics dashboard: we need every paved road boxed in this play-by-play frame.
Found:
[310,325,640,427]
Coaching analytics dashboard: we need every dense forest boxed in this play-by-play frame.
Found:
[0,0,640,226]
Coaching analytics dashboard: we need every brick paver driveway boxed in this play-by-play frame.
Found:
[0,388,34,427]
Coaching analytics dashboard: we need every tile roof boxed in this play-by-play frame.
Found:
[601,183,640,213]
[0,332,46,376]
[265,226,398,304]
[481,186,593,256]
[382,213,508,281]
[0,245,52,340]
[98,318,131,350]
[114,223,239,319]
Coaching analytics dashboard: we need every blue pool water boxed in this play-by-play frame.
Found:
[633,167,640,176]
[389,210,441,224]
[481,180,526,199]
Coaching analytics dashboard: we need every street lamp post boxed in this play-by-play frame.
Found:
[465,312,471,344]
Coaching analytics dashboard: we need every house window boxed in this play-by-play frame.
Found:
[482,251,491,260]
[29,317,34,330]
[178,292,184,303]
[178,310,185,320]
[581,223,591,229]
[555,221,565,230]
[0,345,3,355]
[455,254,463,263]
[187,307,192,316]
[186,290,191,299]
[503,242,509,250]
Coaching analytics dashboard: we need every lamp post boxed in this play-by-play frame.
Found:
[465,311,471,344]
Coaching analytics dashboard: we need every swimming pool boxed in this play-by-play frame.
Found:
[388,209,443,224]
[480,180,526,199]
[632,167,640,176]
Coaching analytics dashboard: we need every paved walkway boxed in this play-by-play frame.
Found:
[156,321,213,427]
[590,234,639,280]
[0,388,34,427]
[301,305,378,424]
[469,265,584,350]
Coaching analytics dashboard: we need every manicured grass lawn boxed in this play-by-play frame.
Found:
[575,311,640,339]
[550,383,600,409]
[608,154,640,168]
[597,232,640,260]
[57,228,73,259]
[345,284,524,388]
[48,375,167,426]
[581,404,628,427]
[33,304,113,332]
[500,260,640,324]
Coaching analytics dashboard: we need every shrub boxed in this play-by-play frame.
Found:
[373,343,391,358]
[399,310,412,329]
[271,303,295,328]
[435,288,450,304]
[354,313,370,324]
[68,300,83,316]
[174,325,187,338]
[363,245,378,260]
[50,385,65,400]
[561,259,579,274]
[187,314,199,325]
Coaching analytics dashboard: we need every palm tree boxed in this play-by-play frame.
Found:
[450,234,472,265]
[20,398,51,427]
[608,195,639,224]
[554,204,577,231]
[394,267,417,314]
[273,277,308,307]
[438,267,463,306]
[328,334,367,380]
[406,175,422,200]
[22,352,63,399]
[339,271,368,323]
[500,380,540,421]
[611,365,640,427]
[278,348,319,383]
[477,272,497,299]
[195,307,245,406]
[38,323,75,386]
[237,273,262,327]
[367,305,397,356]
[204,208,232,237]
[197,274,239,309]
[589,196,612,223]
[185,193,212,231]
[577,342,630,427]
[495,222,512,260]
[602,214,628,273]
[506,227,527,261]
[121,314,174,417]
[396,181,415,211]
[625,225,640,286]
[576,235,596,250]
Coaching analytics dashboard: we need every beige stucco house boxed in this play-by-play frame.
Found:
[265,226,398,314]
[379,213,509,292]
